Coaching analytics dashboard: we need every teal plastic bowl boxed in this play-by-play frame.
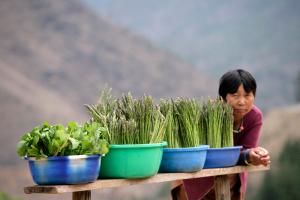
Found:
[100,142,167,179]
[203,146,242,168]
[159,145,209,173]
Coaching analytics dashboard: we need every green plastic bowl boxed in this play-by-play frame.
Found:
[99,142,167,179]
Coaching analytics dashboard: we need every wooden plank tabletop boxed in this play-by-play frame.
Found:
[24,165,269,194]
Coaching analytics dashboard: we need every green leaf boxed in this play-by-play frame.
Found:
[16,140,27,157]
[17,121,109,158]
[69,138,80,150]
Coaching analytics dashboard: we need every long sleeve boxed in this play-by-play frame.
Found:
[235,105,263,194]
[236,105,263,164]
[182,106,263,199]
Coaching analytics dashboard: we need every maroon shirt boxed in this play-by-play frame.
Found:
[183,105,263,199]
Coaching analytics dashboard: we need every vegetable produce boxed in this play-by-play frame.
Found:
[17,121,109,159]
[85,88,234,148]
[221,103,234,147]
[85,88,169,144]
[203,99,223,148]
[160,98,205,148]
[203,98,234,148]
[160,99,179,148]
[174,98,201,147]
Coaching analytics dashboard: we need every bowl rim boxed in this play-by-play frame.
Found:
[109,141,167,149]
[163,145,210,152]
[206,146,243,151]
[24,154,102,161]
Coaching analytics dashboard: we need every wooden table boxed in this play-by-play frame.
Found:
[24,165,269,200]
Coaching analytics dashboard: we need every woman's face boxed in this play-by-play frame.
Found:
[225,84,254,120]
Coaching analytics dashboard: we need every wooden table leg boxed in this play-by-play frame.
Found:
[214,175,230,200]
[72,190,91,200]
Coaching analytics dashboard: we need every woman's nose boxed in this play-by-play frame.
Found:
[238,97,246,105]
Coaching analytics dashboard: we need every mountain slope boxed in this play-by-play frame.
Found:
[260,104,300,162]
[0,0,215,199]
[0,0,216,162]
[0,0,215,103]
[82,0,300,111]
[247,103,300,198]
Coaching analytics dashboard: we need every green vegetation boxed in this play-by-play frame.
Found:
[256,140,300,200]
[160,98,234,148]
[202,99,234,148]
[85,89,169,144]
[160,98,202,148]
[85,88,234,148]
[175,98,202,147]
[203,100,223,148]
[0,192,23,200]
[16,121,109,159]
[221,102,234,147]
[160,99,180,148]
[19,87,235,157]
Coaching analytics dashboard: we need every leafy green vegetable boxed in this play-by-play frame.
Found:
[16,121,109,159]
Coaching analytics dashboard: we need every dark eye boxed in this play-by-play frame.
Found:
[245,93,252,98]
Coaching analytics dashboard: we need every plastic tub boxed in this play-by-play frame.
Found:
[99,141,167,179]
[26,154,102,185]
[203,146,242,168]
[159,145,209,173]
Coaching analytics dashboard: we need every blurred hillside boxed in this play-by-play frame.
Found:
[0,0,215,164]
[1,0,299,199]
[0,0,215,199]
[247,103,300,199]
[83,0,300,111]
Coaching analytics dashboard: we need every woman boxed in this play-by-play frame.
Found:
[171,69,270,200]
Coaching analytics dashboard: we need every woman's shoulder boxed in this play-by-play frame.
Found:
[251,105,263,117]
[245,105,263,123]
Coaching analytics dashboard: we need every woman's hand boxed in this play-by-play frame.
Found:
[248,147,270,166]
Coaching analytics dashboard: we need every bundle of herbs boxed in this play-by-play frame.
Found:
[17,121,109,159]
[85,89,168,144]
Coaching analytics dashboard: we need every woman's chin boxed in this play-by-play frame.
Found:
[234,113,245,119]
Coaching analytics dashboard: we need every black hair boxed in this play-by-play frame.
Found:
[218,69,257,100]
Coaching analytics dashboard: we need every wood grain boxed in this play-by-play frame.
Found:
[24,165,269,194]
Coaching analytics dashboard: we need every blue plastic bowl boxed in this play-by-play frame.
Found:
[203,146,242,169]
[159,145,209,173]
[26,155,101,185]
